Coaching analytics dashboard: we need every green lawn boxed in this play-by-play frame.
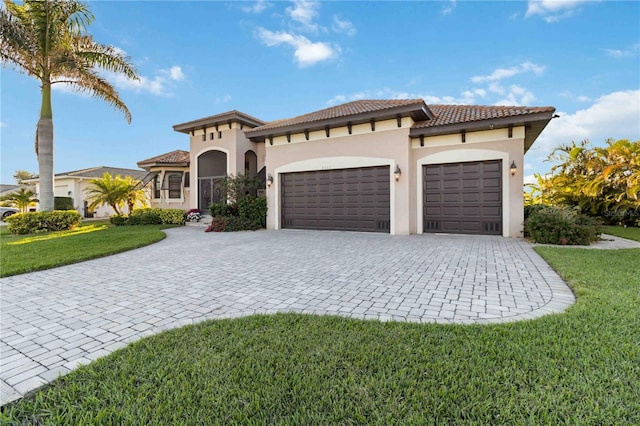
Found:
[603,225,640,242]
[2,247,638,424]
[0,220,170,277]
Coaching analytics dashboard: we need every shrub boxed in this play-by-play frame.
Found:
[127,208,185,226]
[110,215,128,226]
[209,203,238,217]
[205,216,227,232]
[524,206,602,245]
[53,196,74,210]
[524,204,551,220]
[5,211,81,235]
[128,208,162,225]
[238,196,267,228]
[204,216,259,232]
[158,208,186,225]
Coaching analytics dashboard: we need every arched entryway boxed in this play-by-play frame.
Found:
[198,150,227,212]
[244,150,257,177]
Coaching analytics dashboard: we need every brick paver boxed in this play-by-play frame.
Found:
[1,228,575,405]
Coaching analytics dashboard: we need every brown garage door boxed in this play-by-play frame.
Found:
[281,166,390,233]
[423,160,502,235]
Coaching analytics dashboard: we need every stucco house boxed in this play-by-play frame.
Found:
[172,99,555,237]
[24,166,147,218]
[136,150,191,211]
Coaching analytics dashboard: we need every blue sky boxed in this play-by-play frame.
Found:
[1,0,639,185]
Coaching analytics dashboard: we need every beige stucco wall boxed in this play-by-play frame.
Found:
[189,124,265,210]
[265,118,413,235]
[264,121,526,237]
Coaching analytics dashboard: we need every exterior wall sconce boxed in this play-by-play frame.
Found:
[394,165,402,182]
[266,174,274,187]
[510,161,517,176]
[67,191,72,196]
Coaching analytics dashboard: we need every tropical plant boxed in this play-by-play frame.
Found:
[12,169,37,185]
[84,172,145,215]
[525,139,640,224]
[0,187,38,212]
[214,173,264,204]
[0,0,138,211]
[121,175,148,213]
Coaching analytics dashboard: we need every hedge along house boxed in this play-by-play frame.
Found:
[137,150,191,211]
[173,99,556,237]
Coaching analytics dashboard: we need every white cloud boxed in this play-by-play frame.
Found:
[166,66,185,81]
[0,122,5,128]
[471,61,546,83]
[242,0,272,14]
[332,15,356,36]
[442,0,456,15]
[111,65,186,96]
[525,0,596,22]
[523,174,537,185]
[604,44,639,58]
[256,28,338,67]
[215,94,232,104]
[286,0,320,32]
[532,90,640,156]
[494,84,537,106]
[577,95,591,102]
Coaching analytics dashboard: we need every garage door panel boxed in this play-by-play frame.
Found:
[282,166,390,233]
[424,160,502,235]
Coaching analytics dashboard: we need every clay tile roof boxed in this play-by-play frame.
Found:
[247,99,428,134]
[137,150,190,166]
[413,105,556,129]
[52,166,147,180]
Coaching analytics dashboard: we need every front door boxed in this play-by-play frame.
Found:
[198,177,224,213]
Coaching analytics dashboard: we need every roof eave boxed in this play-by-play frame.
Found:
[173,112,265,134]
[409,110,556,152]
[247,103,433,141]
[137,161,190,169]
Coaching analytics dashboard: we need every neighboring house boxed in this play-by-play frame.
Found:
[172,99,555,237]
[23,166,147,218]
[137,150,191,210]
[0,184,20,198]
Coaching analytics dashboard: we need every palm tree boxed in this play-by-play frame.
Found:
[121,175,148,213]
[1,188,38,213]
[84,172,128,215]
[0,0,138,211]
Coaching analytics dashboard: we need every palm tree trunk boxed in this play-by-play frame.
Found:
[38,81,54,211]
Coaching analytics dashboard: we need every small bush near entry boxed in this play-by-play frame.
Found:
[238,196,267,228]
[110,215,128,226]
[123,208,186,226]
[209,203,238,217]
[5,211,82,235]
[157,208,186,225]
[205,216,259,232]
[205,216,227,232]
[127,208,162,225]
[524,206,602,245]
[53,196,74,210]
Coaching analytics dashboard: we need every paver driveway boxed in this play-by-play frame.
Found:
[0,227,574,405]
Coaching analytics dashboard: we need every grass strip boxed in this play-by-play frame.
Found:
[0,220,170,277]
[603,225,640,242]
